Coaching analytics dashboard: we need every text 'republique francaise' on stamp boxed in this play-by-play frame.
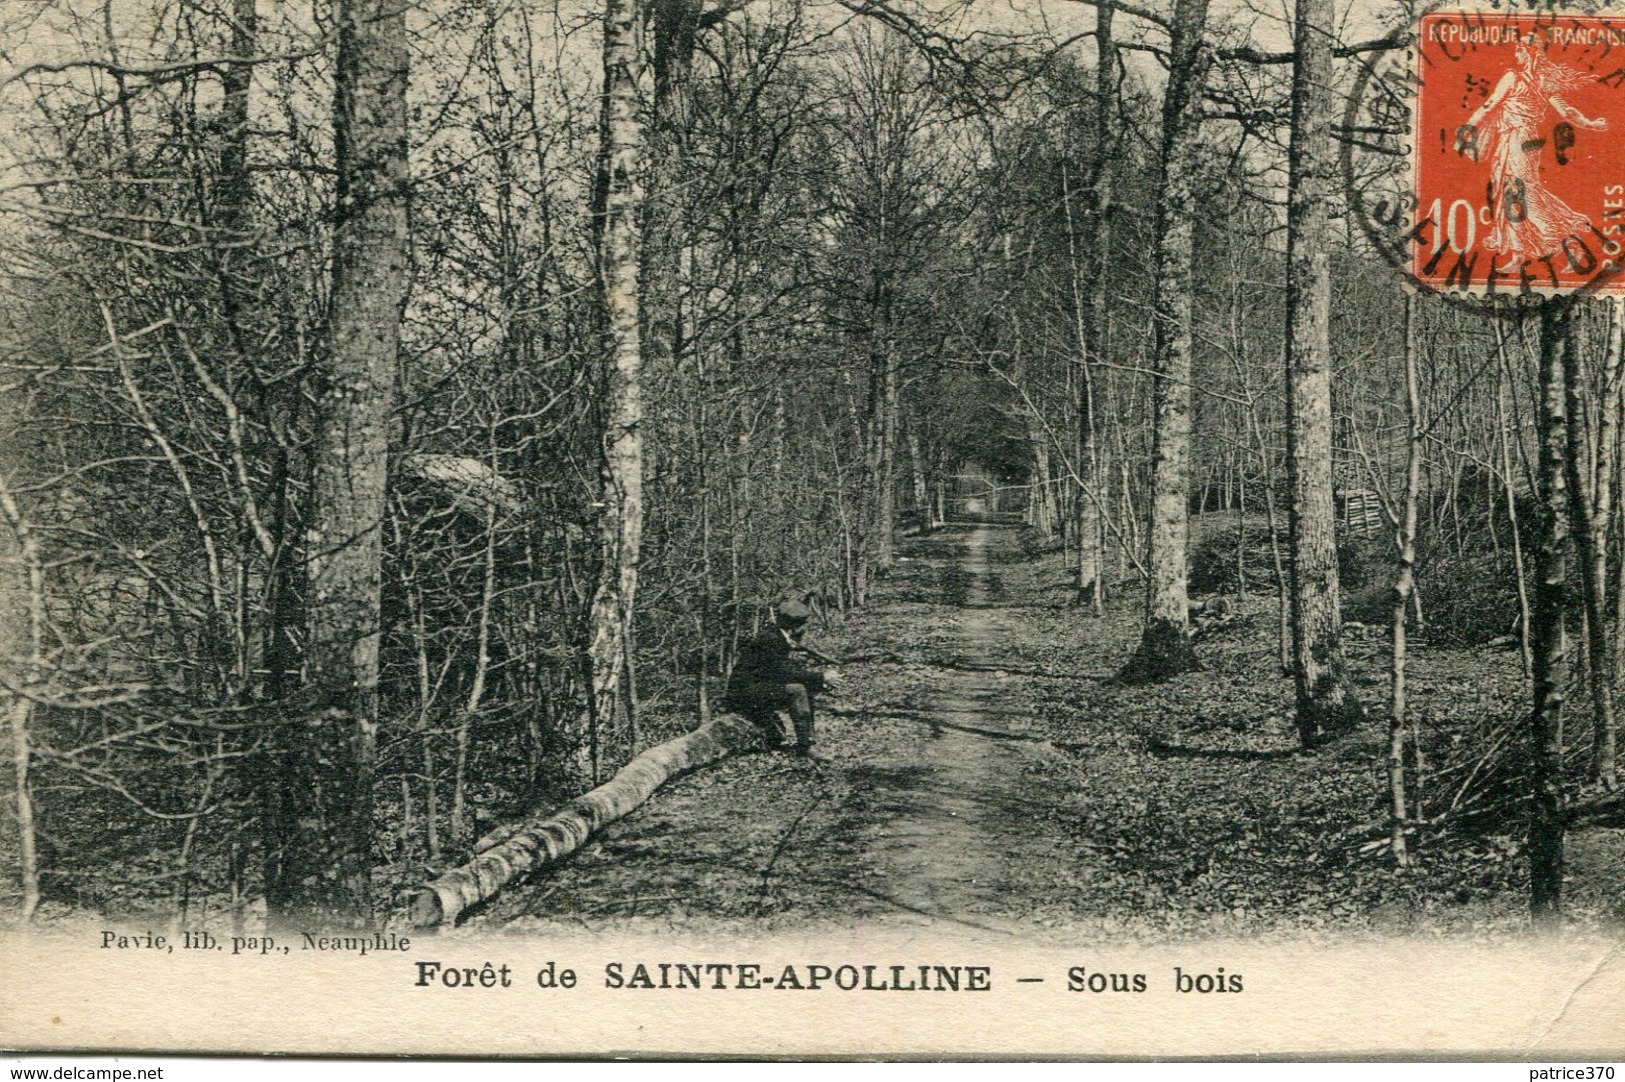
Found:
[1349,6,1625,304]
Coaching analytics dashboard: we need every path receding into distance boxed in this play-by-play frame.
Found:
[845,524,1075,923]
[476,520,1625,940]
[490,522,1088,934]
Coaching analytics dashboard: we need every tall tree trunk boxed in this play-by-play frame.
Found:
[1564,304,1614,790]
[1120,0,1209,682]
[218,0,305,907]
[584,0,646,779]
[876,346,899,569]
[1010,315,1053,537]
[1529,303,1572,927]
[217,0,256,239]
[266,0,408,930]
[644,0,696,378]
[187,0,268,704]
[0,476,43,921]
[1615,346,1625,699]
[696,347,714,725]
[1388,293,1421,868]
[4,698,36,921]
[1284,0,1361,745]
[1581,298,1620,788]
[846,367,873,606]
[1030,440,1056,535]
[451,498,499,844]
[907,421,931,534]
[1077,1,1115,612]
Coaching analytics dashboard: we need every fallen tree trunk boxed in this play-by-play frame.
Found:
[410,714,763,927]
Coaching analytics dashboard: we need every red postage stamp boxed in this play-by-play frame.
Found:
[1413,10,1625,295]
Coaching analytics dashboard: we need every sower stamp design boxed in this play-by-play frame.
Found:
[1412,10,1625,295]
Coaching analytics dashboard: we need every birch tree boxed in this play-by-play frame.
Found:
[1529,304,1571,926]
[0,474,43,921]
[583,0,647,780]
[1387,292,1422,867]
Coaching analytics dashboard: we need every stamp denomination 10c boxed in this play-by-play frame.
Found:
[1411,10,1625,296]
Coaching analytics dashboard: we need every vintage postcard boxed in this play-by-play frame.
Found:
[1,0,1623,1060]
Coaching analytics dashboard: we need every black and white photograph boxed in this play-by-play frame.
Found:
[0,0,1623,1060]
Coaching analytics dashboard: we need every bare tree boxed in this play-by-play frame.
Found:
[1120,0,1210,682]
[1386,291,1422,868]
[1076,3,1116,612]
[0,472,44,921]
[1529,303,1571,926]
[1283,0,1361,746]
[266,0,409,928]
[583,0,647,781]
[1568,299,1619,790]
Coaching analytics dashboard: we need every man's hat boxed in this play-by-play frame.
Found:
[775,599,811,627]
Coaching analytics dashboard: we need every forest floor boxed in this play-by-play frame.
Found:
[478,519,1625,941]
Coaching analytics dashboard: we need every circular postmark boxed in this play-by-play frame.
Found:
[1345,3,1625,311]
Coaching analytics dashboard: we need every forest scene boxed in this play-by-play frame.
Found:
[0,0,1622,940]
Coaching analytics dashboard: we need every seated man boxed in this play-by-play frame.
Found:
[725,599,833,759]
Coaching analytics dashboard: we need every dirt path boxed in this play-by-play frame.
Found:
[479,519,1625,937]
[490,522,1083,935]
[845,525,1073,925]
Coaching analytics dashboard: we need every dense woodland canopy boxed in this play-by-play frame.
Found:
[0,0,1620,931]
